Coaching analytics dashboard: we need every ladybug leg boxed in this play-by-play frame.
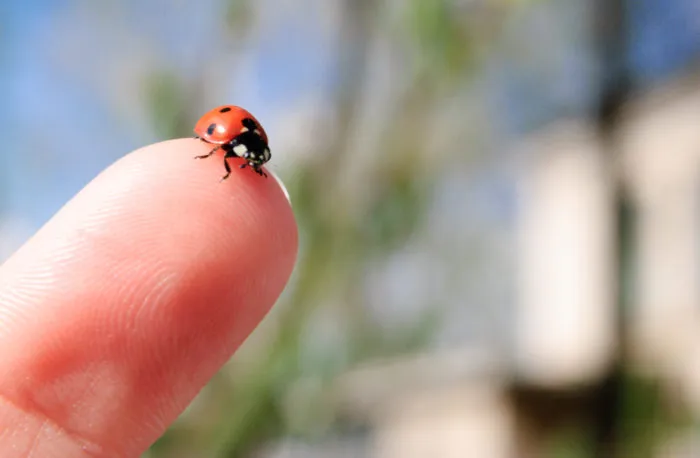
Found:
[195,145,220,159]
[219,147,238,181]
[220,157,232,182]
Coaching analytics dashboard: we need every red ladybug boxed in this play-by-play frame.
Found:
[193,105,271,180]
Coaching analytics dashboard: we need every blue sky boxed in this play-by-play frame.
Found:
[1,0,333,229]
[629,0,700,83]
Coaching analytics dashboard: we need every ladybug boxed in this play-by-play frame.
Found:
[193,105,271,180]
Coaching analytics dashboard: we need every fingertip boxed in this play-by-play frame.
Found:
[0,138,299,456]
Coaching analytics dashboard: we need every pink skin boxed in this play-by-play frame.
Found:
[0,139,298,457]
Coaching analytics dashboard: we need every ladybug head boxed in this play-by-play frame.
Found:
[245,144,271,168]
[235,118,271,171]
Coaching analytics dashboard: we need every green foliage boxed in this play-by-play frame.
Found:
[405,0,473,78]
[545,427,593,458]
[144,71,191,140]
[617,372,693,458]
[364,168,431,251]
[224,0,254,41]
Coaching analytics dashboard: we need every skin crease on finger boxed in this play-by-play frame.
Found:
[0,139,298,457]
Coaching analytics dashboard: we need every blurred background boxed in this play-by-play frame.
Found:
[2,0,700,456]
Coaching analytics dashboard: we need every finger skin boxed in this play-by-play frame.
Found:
[0,139,298,457]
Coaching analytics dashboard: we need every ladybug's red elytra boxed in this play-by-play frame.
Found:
[193,105,271,180]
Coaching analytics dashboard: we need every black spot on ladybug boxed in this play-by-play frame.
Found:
[241,118,257,130]
[219,107,232,113]
[207,123,217,135]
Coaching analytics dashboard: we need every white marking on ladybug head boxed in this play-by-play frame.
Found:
[233,144,248,156]
[263,148,271,162]
[240,127,249,133]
